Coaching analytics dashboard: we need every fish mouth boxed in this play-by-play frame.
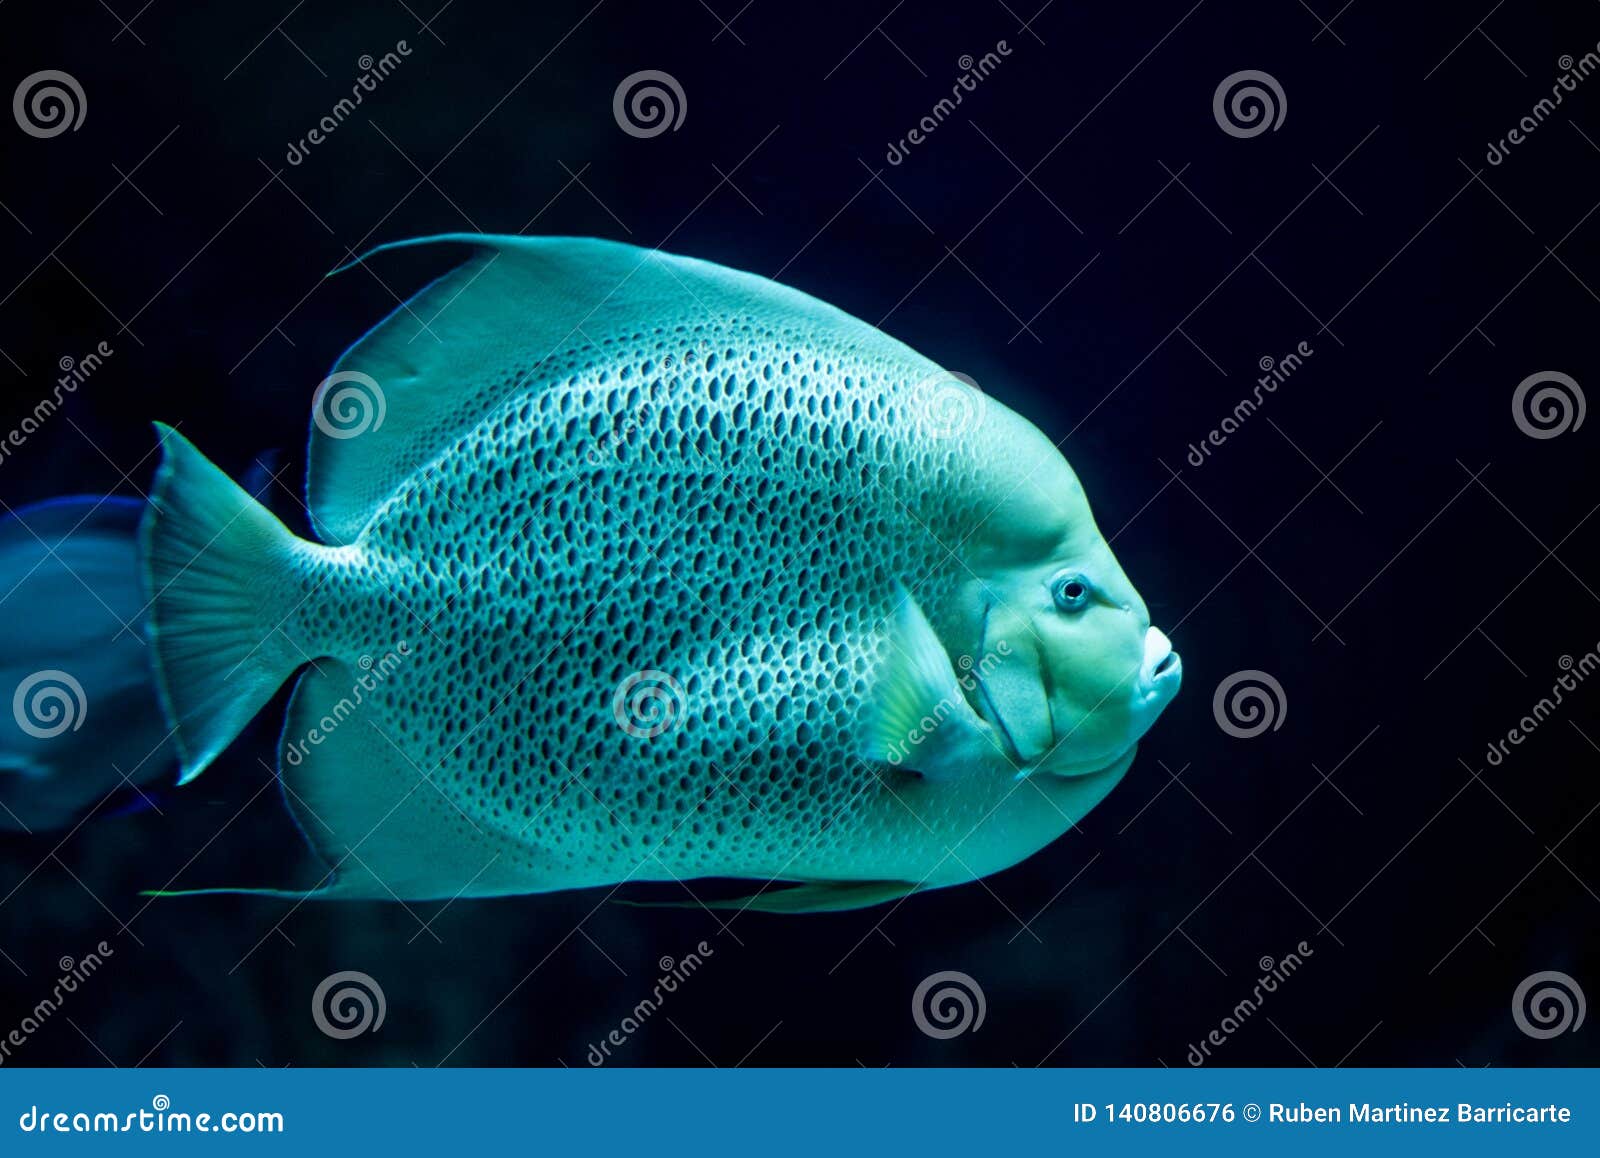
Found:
[973,678,1137,781]
[966,603,1142,781]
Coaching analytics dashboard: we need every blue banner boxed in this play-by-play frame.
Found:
[2,1069,1597,1155]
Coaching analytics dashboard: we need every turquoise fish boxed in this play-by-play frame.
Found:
[137,234,1182,910]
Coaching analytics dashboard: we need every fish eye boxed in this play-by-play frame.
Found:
[1051,572,1092,613]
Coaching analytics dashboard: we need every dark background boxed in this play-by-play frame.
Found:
[1,0,1596,1066]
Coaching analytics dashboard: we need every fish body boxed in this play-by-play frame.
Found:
[141,235,1181,908]
[0,497,173,831]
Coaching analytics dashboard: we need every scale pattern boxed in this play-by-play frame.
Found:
[314,318,1012,890]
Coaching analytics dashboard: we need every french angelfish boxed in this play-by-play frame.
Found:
[141,234,1182,910]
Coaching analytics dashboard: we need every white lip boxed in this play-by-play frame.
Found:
[1143,626,1173,673]
[1141,626,1182,699]
[1143,654,1182,704]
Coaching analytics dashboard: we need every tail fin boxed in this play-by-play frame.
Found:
[0,497,175,831]
[142,424,310,785]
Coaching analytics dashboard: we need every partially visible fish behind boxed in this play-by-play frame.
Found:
[138,234,1182,910]
[0,497,173,831]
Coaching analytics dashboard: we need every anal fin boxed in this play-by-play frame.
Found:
[273,660,546,900]
[148,660,548,901]
[623,879,920,914]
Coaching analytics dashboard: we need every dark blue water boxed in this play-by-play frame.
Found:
[0,0,1595,1066]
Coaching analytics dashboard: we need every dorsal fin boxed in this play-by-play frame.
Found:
[308,233,933,545]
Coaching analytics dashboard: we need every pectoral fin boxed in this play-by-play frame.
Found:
[863,589,999,779]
